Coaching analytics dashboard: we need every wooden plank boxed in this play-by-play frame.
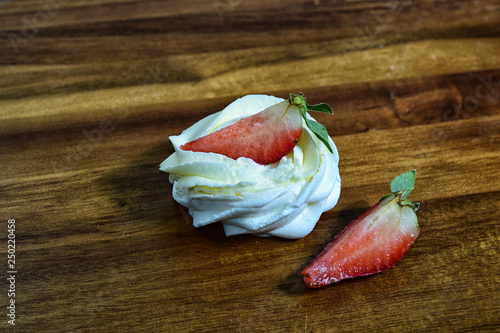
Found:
[1,0,499,332]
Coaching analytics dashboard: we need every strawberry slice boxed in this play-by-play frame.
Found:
[180,93,334,165]
[302,171,420,288]
[180,98,302,165]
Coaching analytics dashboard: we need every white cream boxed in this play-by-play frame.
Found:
[159,94,341,239]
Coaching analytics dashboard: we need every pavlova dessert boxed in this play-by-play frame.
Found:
[159,93,341,239]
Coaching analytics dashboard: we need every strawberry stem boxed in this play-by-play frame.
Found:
[288,93,334,153]
[381,171,420,211]
[395,190,420,211]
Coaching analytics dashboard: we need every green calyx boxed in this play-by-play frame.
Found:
[288,93,334,153]
[387,170,420,211]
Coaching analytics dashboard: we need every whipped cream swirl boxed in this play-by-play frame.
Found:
[160,95,341,239]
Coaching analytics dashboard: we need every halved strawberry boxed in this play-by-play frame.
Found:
[302,171,420,288]
[180,93,334,165]
[180,99,302,165]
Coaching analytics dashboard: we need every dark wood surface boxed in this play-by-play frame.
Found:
[1,1,499,332]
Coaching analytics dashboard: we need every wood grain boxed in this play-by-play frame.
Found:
[1,0,499,332]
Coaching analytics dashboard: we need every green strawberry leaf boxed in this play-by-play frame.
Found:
[305,118,333,153]
[380,194,395,200]
[306,102,333,114]
[391,170,416,198]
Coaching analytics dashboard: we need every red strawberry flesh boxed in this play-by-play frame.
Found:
[180,100,302,165]
[302,194,419,288]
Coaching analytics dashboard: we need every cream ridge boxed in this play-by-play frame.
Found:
[159,94,341,239]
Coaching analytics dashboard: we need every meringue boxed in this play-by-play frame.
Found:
[160,94,341,239]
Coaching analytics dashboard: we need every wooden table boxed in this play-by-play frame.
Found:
[1,1,499,332]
